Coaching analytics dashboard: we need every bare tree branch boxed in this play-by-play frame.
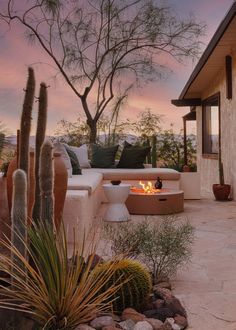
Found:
[0,0,205,142]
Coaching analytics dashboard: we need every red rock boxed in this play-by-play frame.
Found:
[121,308,146,323]
[159,319,173,330]
[90,316,114,329]
[165,297,187,317]
[152,299,165,309]
[146,317,164,329]
[76,325,95,330]
[174,314,188,329]
[153,287,173,300]
[133,321,153,330]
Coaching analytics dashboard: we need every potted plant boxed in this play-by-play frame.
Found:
[212,144,231,201]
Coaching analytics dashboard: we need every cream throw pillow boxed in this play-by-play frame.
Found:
[69,144,91,169]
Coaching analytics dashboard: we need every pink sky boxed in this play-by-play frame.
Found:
[0,0,234,136]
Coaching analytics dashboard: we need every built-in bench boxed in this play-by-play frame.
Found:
[63,167,182,249]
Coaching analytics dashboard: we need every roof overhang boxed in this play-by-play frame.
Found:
[171,98,201,107]
[172,2,236,104]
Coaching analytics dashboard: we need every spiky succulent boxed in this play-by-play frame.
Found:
[93,258,152,313]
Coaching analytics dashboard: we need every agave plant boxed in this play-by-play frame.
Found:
[0,221,123,329]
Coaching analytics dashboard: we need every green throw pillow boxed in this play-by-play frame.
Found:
[91,144,119,168]
[116,144,151,168]
[64,145,82,175]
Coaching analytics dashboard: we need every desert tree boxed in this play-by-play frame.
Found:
[0,0,205,142]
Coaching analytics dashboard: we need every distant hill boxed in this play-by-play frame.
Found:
[6,133,196,147]
[6,134,139,146]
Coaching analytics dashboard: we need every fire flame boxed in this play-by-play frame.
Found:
[138,181,161,194]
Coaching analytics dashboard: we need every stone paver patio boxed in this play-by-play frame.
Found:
[172,199,236,330]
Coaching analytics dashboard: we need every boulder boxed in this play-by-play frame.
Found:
[143,308,174,322]
[153,287,172,300]
[152,299,165,309]
[119,319,135,330]
[165,318,181,330]
[90,316,114,329]
[133,320,153,330]
[165,297,187,317]
[102,326,121,330]
[174,314,188,329]
[121,308,145,323]
[76,325,95,330]
[146,318,164,330]
[159,319,173,330]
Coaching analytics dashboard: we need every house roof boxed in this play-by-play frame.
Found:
[172,1,236,106]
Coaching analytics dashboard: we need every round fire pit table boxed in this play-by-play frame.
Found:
[103,183,131,222]
[126,189,184,215]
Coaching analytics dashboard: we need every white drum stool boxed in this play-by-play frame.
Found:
[103,183,131,222]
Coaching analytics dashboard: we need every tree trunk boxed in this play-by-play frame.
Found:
[87,119,97,143]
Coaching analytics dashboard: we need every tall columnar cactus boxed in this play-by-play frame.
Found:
[151,134,157,168]
[19,67,35,174]
[93,259,152,313]
[33,83,48,222]
[11,169,27,268]
[40,140,54,226]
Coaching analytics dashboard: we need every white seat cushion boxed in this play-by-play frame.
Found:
[67,172,103,194]
[82,168,180,180]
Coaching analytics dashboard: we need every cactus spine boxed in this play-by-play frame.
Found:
[19,67,35,174]
[151,134,157,168]
[93,259,152,313]
[33,83,48,222]
[11,169,27,268]
[40,140,54,226]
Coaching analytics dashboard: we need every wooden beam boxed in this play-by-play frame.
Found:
[226,55,232,99]
[183,118,187,166]
[171,98,202,107]
[183,111,196,121]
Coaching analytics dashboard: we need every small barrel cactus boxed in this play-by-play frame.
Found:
[92,258,152,313]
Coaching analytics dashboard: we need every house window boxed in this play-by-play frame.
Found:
[202,93,220,155]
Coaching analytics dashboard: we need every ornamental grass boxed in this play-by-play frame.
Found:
[0,221,123,329]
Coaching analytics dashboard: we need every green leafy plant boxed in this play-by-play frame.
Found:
[92,259,152,313]
[0,221,124,329]
[104,216,194,282]
[157,126,197,171]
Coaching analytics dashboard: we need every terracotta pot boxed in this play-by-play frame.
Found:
[7,151,68,229]
[212,184,231,201]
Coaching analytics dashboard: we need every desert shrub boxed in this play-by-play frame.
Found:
[103,215,194,282]
[92,258,152,313]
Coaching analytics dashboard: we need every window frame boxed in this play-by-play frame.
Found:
[202,92,220,159]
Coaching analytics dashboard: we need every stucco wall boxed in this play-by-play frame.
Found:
[196,54,236,198]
